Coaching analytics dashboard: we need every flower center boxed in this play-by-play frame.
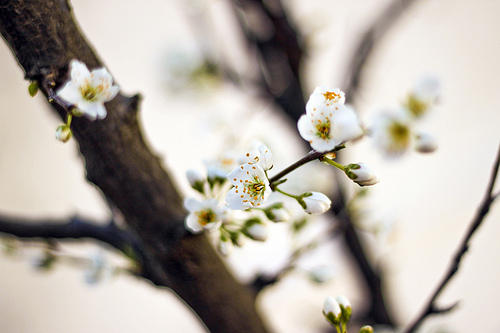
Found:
[322,91,341,102]
[81,84,102,102]
[196,209,216,226]
[247,177,266,199]
[315,120,331,140]
[389,121,410,144]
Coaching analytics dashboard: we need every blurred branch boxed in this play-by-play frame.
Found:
[231,0,306,122]
[342,0,420,102]
[0,214,167,286]
[403,142,500,333]
[330,173,395,326]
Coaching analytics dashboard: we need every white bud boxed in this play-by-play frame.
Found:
[346,163,379,186]
[217,237,233,256]
[302,192,331,214]
[245,222,268,241]
[336,295,352,323]
[323,296,341,326]
[55,125,72,143]
[414,132,438,153]
[270,207,290,222]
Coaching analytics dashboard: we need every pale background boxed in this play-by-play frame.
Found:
[0,0,499,332]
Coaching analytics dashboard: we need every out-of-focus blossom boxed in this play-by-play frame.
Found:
[184,198,224,233]
[371,111,413,157]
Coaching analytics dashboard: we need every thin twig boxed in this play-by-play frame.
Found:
[404,142,500,333]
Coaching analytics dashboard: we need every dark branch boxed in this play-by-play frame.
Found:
[403,142,500,333]
[0,214,168,286]
[342,0,421,102]
[231,0,306,122]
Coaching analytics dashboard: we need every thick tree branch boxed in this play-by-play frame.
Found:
[403,142,500,333]
[0,1,268,332]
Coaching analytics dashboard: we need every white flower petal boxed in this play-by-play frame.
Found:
[57,83,82,105]
[70,60,91,86]
[184,197,202,212]
[185,213,203,233]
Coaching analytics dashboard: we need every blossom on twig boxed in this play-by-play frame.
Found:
[226,163,271,209]
[57,60,120,120]
[298,87,362,152]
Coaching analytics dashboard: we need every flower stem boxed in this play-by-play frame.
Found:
[269,150,324,185]
[320,156,346,172]
[274,187,299,200]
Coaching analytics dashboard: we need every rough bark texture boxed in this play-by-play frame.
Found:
[0,1,268,332]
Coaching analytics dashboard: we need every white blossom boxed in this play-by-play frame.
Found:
[371,111,413,157]
[204,153,239,180]
[57,60,120,120]
[298,87,362,152]
[413,75,441,104]
[302,192,331,214]
[226,163,271,209]
[239,142,274,171]
[345,163,379,186]
[184,198,224,233]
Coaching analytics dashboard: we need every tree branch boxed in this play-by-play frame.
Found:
[342,0,421,101]
[403,142,500,333]
[231,0,306,122]
[0,214,169,286]
[0,1,268,332]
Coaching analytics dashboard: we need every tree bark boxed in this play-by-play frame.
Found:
[0,1,268,332]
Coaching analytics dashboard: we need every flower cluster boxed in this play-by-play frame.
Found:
[323,295,373,333]
[184,141,333,256]
[370,76,440,157]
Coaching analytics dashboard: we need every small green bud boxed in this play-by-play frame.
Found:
[359,325,374,333]
[28,80,39,97]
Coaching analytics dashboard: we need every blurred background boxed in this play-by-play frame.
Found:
[0,0,499,332]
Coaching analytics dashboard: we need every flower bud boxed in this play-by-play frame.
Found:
[217,236,233,256]
[336,295,352,323]
[414,132,437,153]
[55,125,72,143]
[263,203,290,222]
[359,325,374,333]
[322,296,341,326]
[345,163,379,186]
[301,192,331,214]
[243,219,268,241]
[186,169,205,193]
